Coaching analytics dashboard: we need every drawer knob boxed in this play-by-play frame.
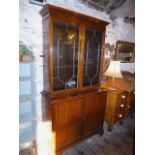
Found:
[127,105,130,108]
[121,95,126,99]
[120,104,125,108]
[118,114,123,118]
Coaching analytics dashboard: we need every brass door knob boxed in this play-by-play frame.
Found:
[121,95,126,99]
[120,104,125,108]
[118,114,123,118]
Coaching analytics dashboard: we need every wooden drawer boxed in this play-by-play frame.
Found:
[115,92,128,114]
[114,112,125,122]
[117,92,128,104]
[104,88,134,131]
[106,91,128,123]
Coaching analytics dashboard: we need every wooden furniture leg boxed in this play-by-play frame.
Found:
[98,128,104,136]
[119,120,124,125]
[130,114,134,119]
[108,124,113,132]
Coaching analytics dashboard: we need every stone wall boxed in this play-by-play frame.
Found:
[19,0,135,154]
[47,0,135,45]
[19,0,43,122]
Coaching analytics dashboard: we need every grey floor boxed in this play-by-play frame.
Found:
[63,117,135,155]
[19,117,134,155]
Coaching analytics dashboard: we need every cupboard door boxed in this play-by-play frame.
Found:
[83,29,103,86]
[53,23,79,91]
[82,91,106,137]
[52,96,83,150]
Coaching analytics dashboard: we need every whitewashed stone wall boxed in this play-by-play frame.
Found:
[19,0,43,121]
[19,0,45,154]
[106,17,135,45]
[19,0,135,154]
[47,0,135,45]
[48,0,110,21]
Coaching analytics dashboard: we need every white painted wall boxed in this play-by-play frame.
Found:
[19,0,135,154]
[19,0,43,121]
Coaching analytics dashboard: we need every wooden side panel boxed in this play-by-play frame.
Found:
[130,92,135,114]
[99,29,106,84]
[78,24,85,88]
[82,91,107,137]
[125,92,135,117]
[52,96,83,151]
[104,92,117,124]
[49,16,54,94]
[42,13,50,92]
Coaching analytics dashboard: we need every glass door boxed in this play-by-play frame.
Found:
[83,28,103,86]
[53,23,79,91]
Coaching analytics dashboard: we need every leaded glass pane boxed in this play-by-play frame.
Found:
[53,23,79,91]
[83,29,102,86]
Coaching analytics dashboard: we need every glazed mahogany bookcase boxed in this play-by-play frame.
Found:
[40,4,109,155]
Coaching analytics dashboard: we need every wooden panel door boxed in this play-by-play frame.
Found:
[52,96,83,151]
[82,91,106,137]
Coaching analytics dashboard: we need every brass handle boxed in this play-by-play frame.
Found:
[121,95,126,99]
[120,104,125,108]
[118,114,123,118]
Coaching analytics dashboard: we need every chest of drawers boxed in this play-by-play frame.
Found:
[104,89,135,131]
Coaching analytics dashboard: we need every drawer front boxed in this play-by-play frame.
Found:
[114,92,128,121]
[114,112,125,122]
[116,92,128,110]
[117,92,128,104]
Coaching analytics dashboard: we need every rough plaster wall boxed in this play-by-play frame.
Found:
[19,0,43,121]
[110,0,135,18]
[106,17,135,45]
[48,0,110,21]
[19,0,134,154]
[47,0,135,45]
[19,1,45,154]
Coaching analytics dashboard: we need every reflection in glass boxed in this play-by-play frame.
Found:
[53,23,79,91]
[83,29,102,86]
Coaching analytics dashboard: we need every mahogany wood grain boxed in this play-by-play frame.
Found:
[104,89,134,131]
[82,91,107,137]
[41,90,107,155]
[125,91,135,117]
[78,24,85,89]
[40,4,109,30]
[99,30,106,85]
[51,96,83,151]
[49,16,54,95]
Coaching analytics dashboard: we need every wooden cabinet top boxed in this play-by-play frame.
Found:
[40,4,109,29]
